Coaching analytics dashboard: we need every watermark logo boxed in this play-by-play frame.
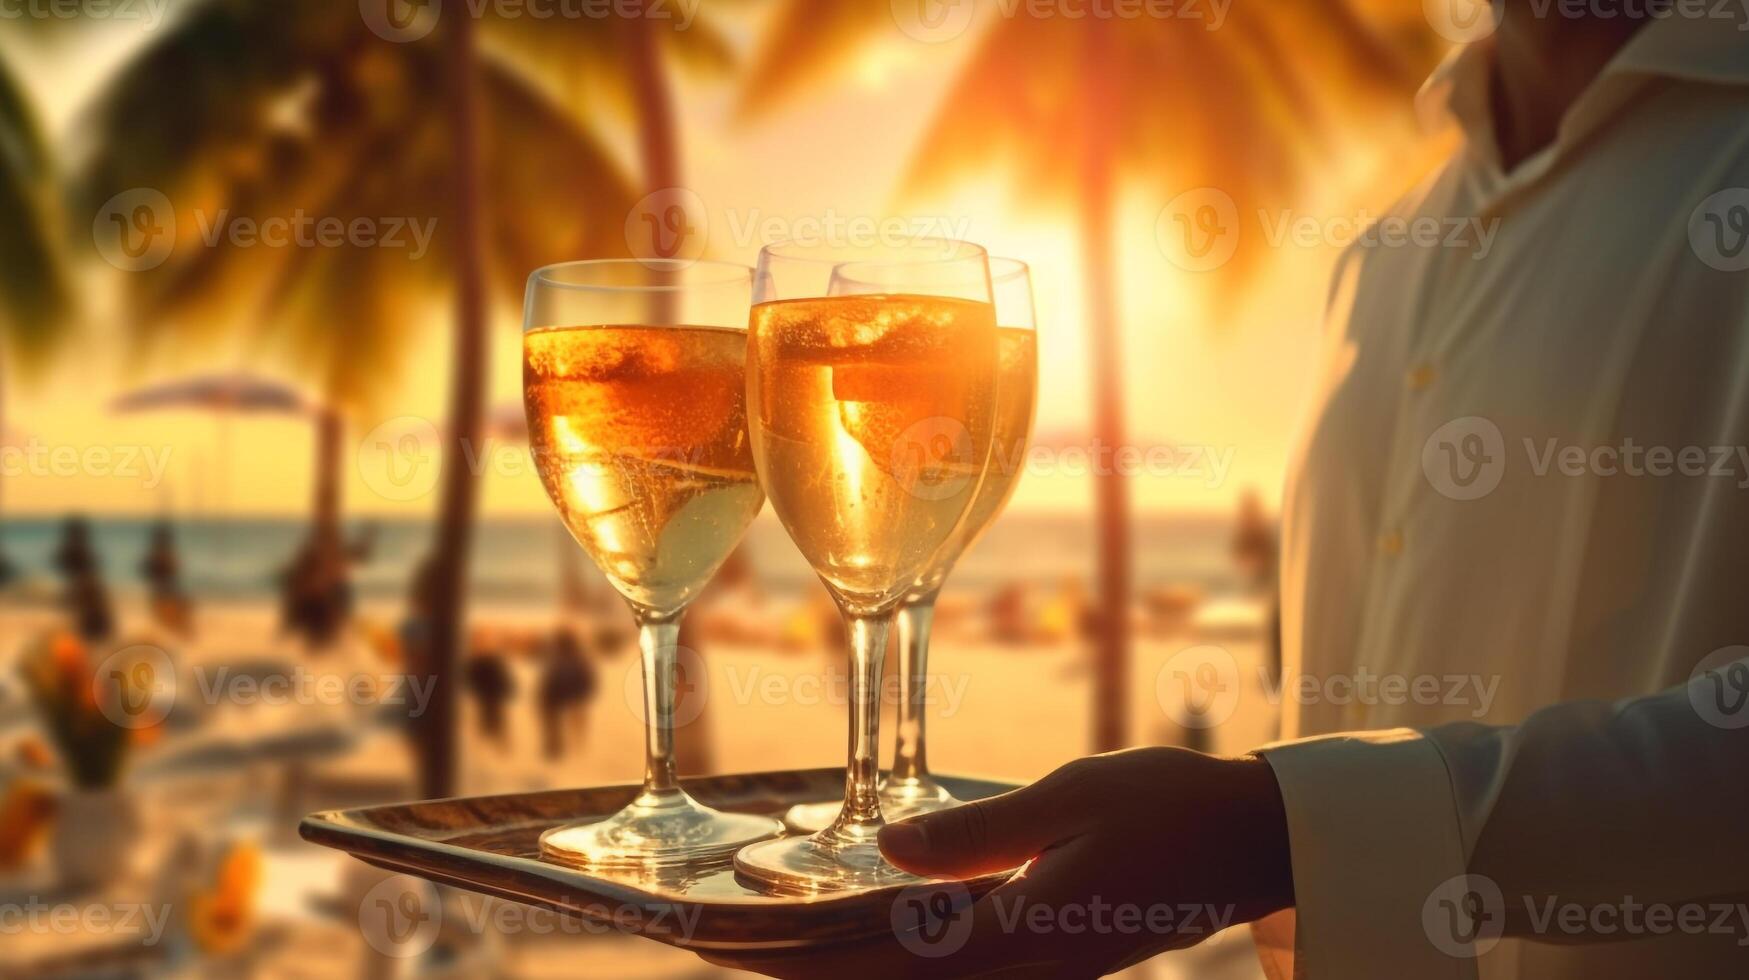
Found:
[1155,654,1502,728]
[92,644,177,730]
[0,439,175,488]
[1155,644,1241,730]
[1427,421,1749,500]
[1425,0,1498,42]
[92,650,437,727]
[719,665,972,714]
[1689,188,1749,272]
[359,875,443,958]
[626,187,709,267]
[892,417,977,502]
[0,899,172,946]
[1423,873,1505,958]
[357,416,443,502]
[360,0,440,42]
[0,0,172,28]
[94,188,175,272]
[1157,188,1240,273]
[892,880,975,957]
[726,208,975,252]
[1422,416,1505,501]
[891,0,977,42]
[95,189,437,269]
[1159,195,1502,270]
[620,643,710,729]
[1689,645,1749,730]
[892,0,1229,39]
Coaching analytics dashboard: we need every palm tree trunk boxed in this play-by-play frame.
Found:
[0,344,10,584]
[419,11,489,800]
[624,2,683,322]
[312,403,342,549]
[625,6,679,195]
[1080,22,1131,754]
[625,2,714,775]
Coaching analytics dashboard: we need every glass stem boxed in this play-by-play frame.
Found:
[635,612,684,801]
[829,610,893,841]
[890,593,939,785]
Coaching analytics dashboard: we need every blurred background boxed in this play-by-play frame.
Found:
[0,0,1470,976]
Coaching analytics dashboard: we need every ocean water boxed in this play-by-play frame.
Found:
[0,510,1243,604]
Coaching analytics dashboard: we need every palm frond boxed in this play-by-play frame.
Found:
[78,11,636,412]
[0,50,72,370]
[885,6,1428,295]
[735,0,893,122]
[480,5,738,126]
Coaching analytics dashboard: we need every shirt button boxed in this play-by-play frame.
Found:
[1379,530,1404,557]
[1407,364,1438,391]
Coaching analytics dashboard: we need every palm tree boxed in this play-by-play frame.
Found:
[0,49,73,584]
[70,0,639,794]
[740,4,1429,751]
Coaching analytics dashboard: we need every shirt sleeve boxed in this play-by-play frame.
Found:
[1255,658,1749,977]
[1256,728,1476,980]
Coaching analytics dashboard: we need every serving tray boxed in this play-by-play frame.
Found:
[299,767,1019,951]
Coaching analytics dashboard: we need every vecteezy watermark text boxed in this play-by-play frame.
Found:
[0,900,172,947]
[0,0,170,27]
[361,0,702,43]
[94,188,438,273]
[1155,645,1501,730]
[892,880,1236,958]
[1157,189,1502,273]
[357,875,703,958]
[93,645,437,730]
[1422,416,1749,502]
[890,0,1232,45]
[1423,873,1749,959]
[0,439,174,488]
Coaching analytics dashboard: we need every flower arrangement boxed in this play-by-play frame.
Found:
[16,631,157,789]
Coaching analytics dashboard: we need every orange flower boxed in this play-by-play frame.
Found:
[16,737,53,771]
[189,842,262,955]
[0,781,57,870]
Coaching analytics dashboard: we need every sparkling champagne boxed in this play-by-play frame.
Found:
[524,325,763,616]
[747,294,998,609]
[915,327,1037,593]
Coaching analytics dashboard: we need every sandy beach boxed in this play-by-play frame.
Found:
[2,590,1277,979]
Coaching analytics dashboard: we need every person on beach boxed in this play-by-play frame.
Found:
[1230,488,1280,687]
[140,519,193,636]
[707,10,1749,979]
[537,627,596,761]
[280,528,353,651]
[52,516,113,643]
[464,647,516,752]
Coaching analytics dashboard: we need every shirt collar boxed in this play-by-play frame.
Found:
[1415,19,1749,179]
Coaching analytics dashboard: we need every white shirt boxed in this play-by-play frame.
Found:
[1255,19,1749,980]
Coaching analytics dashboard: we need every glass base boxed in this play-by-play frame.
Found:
[782,777,963,834]
[781,800,842,834]
[881,776,962,822]
[540,788,781,871]
[734,826,928,895]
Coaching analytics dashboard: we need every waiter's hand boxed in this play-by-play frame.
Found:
[703,747,1294,979]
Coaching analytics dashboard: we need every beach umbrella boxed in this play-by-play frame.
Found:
[110,372,312,416]
[111,372,319,571]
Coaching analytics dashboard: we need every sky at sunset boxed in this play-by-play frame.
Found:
[1,13,1427,519]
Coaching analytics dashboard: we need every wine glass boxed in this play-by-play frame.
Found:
[783,257,1038,832]
[523,259,783,869]
[733,239,1000,893]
